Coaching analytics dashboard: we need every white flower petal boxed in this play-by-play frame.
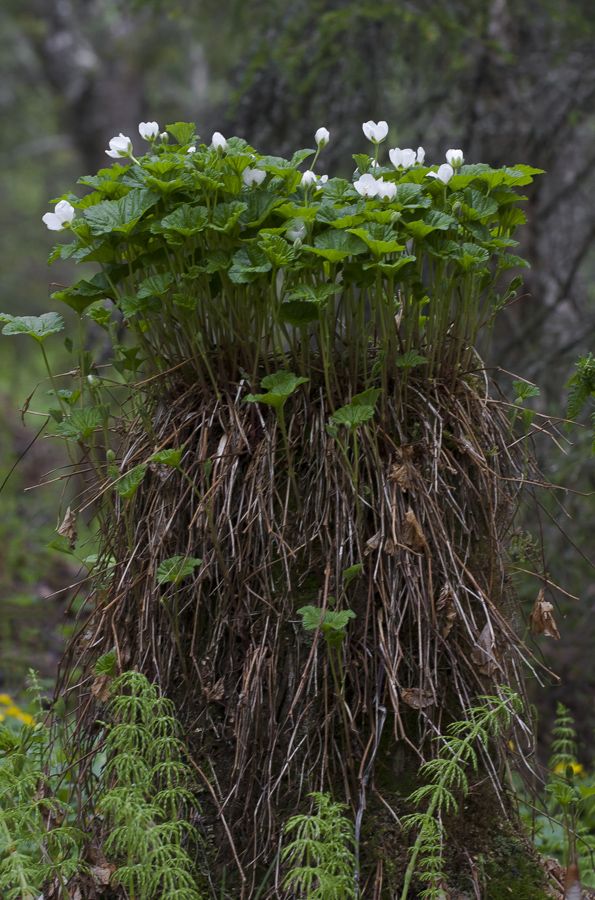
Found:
[42,212,63,231]
[301,170,317,187]
[139,121,159,141]
[212,132,227,151]
[445,148,464,167]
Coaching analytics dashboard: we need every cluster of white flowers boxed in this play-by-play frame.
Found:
[42,117,466,232]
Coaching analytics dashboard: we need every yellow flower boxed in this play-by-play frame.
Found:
[554,762,584,776]
[0,694,13,706]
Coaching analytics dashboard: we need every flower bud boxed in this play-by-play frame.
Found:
[417,146,425,164]
[106,449,116,462]
[315,127,330,148]
[362,120,389,143]
[138,121,159,141]
[445,148,464,168]
[243,168,266,187]
[212,132,227,153]
[301,170,317,188]
[160,132,169,144]
[390,211,402,224]
[452,201,462,216]
[293,238,303,251]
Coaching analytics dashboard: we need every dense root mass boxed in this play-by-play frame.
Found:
[63,366,539,894]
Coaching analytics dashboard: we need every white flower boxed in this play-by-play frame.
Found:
[428,163,454,184]
[187,146,196,154]
[317,174,329,186]
[389,147,416,169]
[315,127,330,148]
[354,173,379,198]
[362,120,389,143]
[376,180,397,201]
[417,146,425,164]
[243,168,266,187]
[212,132,227,152]
[42,199,76,231]
[301,170,317,187]
[138,121,159,141]
[445,148,464,168]
[105,133,133,158]
[369,158,380,170]
[287,219,307,242]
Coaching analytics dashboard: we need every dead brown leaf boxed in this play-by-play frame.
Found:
[471,623,500,675]
[90,673,113,704]
[401,687,435,709]
[436,585,457,638]
[365,530,382,555]
[389,462,412,490]
[402,508,427,550]
[57,506,78,550]
[529,588,560,640]
[91,863,116,887]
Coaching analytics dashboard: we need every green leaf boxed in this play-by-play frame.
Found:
[258,234,294,267]
[84,188,159,235]
[166,122,196,145]
[229,245,272,283]
[287,283,342,304]
[0,312,65,344]
[157,555,202,585]
[351,388,381,407]
[461,188,499,220]
[278,300,319,327]
[54,406,103,440]
[114,465,147,499]
[348,224,405,256]
[94,650,117,678]
[87,304,112,330]
[331,403,375,429]
[290,148,316,168]
[155,204,208,236]
[47,535,75,556]
[455,242,490,272]
[239,191,281,227]
[297,605,356,636]
[392,183,432,209]
[513,380,540,402]
[149,446,184,468]
[395,350,429,369]
[245,371,309,409]
[306,229,368,263]
[209,201,247,233]
[343,564,362,586]
[136,273,174,299]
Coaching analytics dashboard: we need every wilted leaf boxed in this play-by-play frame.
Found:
[402,508,427,550]
[90,673,112,704]
[436,585,457,638]
[365,530,382,555]
[472,623,500,675]
[389,462,411,490]
[57,506,77,550]
[401,688,435,709]
[529,588,560,639]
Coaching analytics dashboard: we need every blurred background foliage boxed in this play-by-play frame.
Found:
[1,0,595,756]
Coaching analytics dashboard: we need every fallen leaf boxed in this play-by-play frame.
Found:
[384,537,398,556]
[91,863,115,886]
[90,673,112,704]
[529,588,560,639]
[389,462,411,490]
[437,585,457,638]
[401,687,435,709]
[57,506,78,550]
[403,508,427,550]
[365,530,382,555]
[472,623,500,675]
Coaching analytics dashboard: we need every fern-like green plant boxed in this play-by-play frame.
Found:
[98,669,203,900]
[565,352,595,454]
[0,671,84,900]
[400,687,521,900]
[282,792,356,900]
